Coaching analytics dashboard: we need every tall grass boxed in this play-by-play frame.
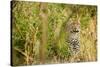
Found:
[11,1,97,65]
[80,16,97,62]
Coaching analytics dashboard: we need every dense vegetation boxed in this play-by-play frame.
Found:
[11,1,97,66]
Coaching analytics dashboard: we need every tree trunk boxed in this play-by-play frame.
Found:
[39,3,48,64]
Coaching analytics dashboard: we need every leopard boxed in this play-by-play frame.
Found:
[66,19,81,62]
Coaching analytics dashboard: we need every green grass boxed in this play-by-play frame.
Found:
[11,1,97,65]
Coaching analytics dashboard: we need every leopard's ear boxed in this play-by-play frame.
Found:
[66,18,72,27]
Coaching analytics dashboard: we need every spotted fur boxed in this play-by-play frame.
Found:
[66,19,80,55]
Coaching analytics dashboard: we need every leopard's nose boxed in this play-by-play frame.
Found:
[73,28,79,32]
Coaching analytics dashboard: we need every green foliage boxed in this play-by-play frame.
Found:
[12,1,97,65]
[81,15,90,29]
